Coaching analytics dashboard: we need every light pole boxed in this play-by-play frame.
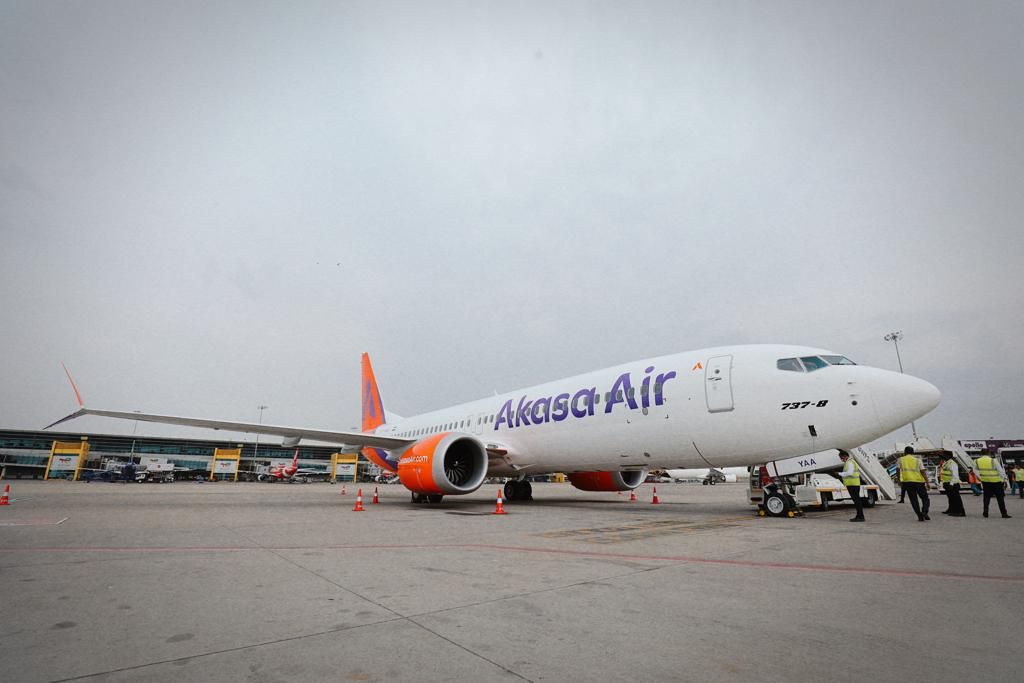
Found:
[252,405,268,473]
[884,331,917,440]
[129,410,141,465]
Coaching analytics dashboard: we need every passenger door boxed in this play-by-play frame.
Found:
[705,355,735,413]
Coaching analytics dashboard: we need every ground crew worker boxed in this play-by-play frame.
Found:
[939,457,965,517]
[898,446,930,521]
[975,450,1011,518]
[1014,463,1024,500]
[838,450,864,522]
[967,468,982,495]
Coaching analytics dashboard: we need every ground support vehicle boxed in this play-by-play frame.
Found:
[135,463,175,483]
[750,448,885,517]
[791,472,878,510]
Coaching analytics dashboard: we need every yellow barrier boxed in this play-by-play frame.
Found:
[46,438,89,481]
[210,447,242,482]
[330,453,360,483]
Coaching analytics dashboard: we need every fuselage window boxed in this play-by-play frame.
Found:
[627,387,635,399]
[776,358,804,372]
[800,356,829,372]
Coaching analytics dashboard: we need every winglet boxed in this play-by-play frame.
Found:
[61,362,85,408]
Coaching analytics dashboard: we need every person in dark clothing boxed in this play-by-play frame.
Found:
[838,450,865,522]
[898,446,930,521]
[938,457,965,517]
[975,451,1011,519]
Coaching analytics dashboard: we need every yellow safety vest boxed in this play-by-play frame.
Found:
[842,460,861,486]
[975,456,1002,484]
[1014,467,1024,480]
[898,455,925,483]
[939,460,954,484]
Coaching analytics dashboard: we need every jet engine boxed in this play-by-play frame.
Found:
[567,469,647,492]
[397,433,488,496]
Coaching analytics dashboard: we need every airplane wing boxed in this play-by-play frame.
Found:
[44,407,414,451]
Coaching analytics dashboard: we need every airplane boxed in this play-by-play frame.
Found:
[661,466,749,484]
[46,345,940,505]
[258,449,324,482]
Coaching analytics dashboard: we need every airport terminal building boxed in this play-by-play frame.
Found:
[0,429,370,482]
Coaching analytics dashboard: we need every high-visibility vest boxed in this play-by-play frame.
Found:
[939,460,956,484]
[842,460,861,486]
[975,456,1002,484]
[898,455,925,483]
[1013,467,1024,481]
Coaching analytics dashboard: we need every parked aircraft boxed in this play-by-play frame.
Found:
[47,345,940,504]
[259,449,322,482]
[662,466,749,484]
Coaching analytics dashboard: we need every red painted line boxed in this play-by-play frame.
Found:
[1,542,1021,584]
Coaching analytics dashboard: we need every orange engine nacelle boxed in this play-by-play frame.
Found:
[397,433,488,496]
[567,469,647,492]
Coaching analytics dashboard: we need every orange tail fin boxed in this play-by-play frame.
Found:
[361,353,386,433]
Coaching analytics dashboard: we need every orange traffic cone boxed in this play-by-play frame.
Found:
[340,485,347,495]
[352,488,365,512]
[493,488,508,515]
[0,484,9,506]
[372,487,380,504]
[651,486,660,504]
[629,489,637,502]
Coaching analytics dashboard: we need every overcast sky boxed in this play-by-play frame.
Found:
[2,1,1022,450]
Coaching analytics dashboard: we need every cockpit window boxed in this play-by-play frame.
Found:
[777,358,804,372]
[800,356,829,372]
[821,355,856,365]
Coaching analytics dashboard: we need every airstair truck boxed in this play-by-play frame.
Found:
[750,449,884,517]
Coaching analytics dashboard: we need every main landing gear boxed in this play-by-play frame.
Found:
[411,493,444,504]
[503,480,533,502]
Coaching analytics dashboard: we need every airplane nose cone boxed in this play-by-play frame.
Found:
[873,373,941,431]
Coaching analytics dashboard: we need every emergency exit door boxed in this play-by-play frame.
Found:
[705,355,734,413]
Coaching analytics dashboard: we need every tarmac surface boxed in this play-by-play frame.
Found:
[1,479,1022,682]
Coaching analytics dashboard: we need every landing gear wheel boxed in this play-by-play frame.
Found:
[411,492,427,504]
[764,492,788,517]
[428,495,443,504]
[503,480,533,502]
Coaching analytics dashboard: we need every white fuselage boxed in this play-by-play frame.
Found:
[374,344,940,477]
